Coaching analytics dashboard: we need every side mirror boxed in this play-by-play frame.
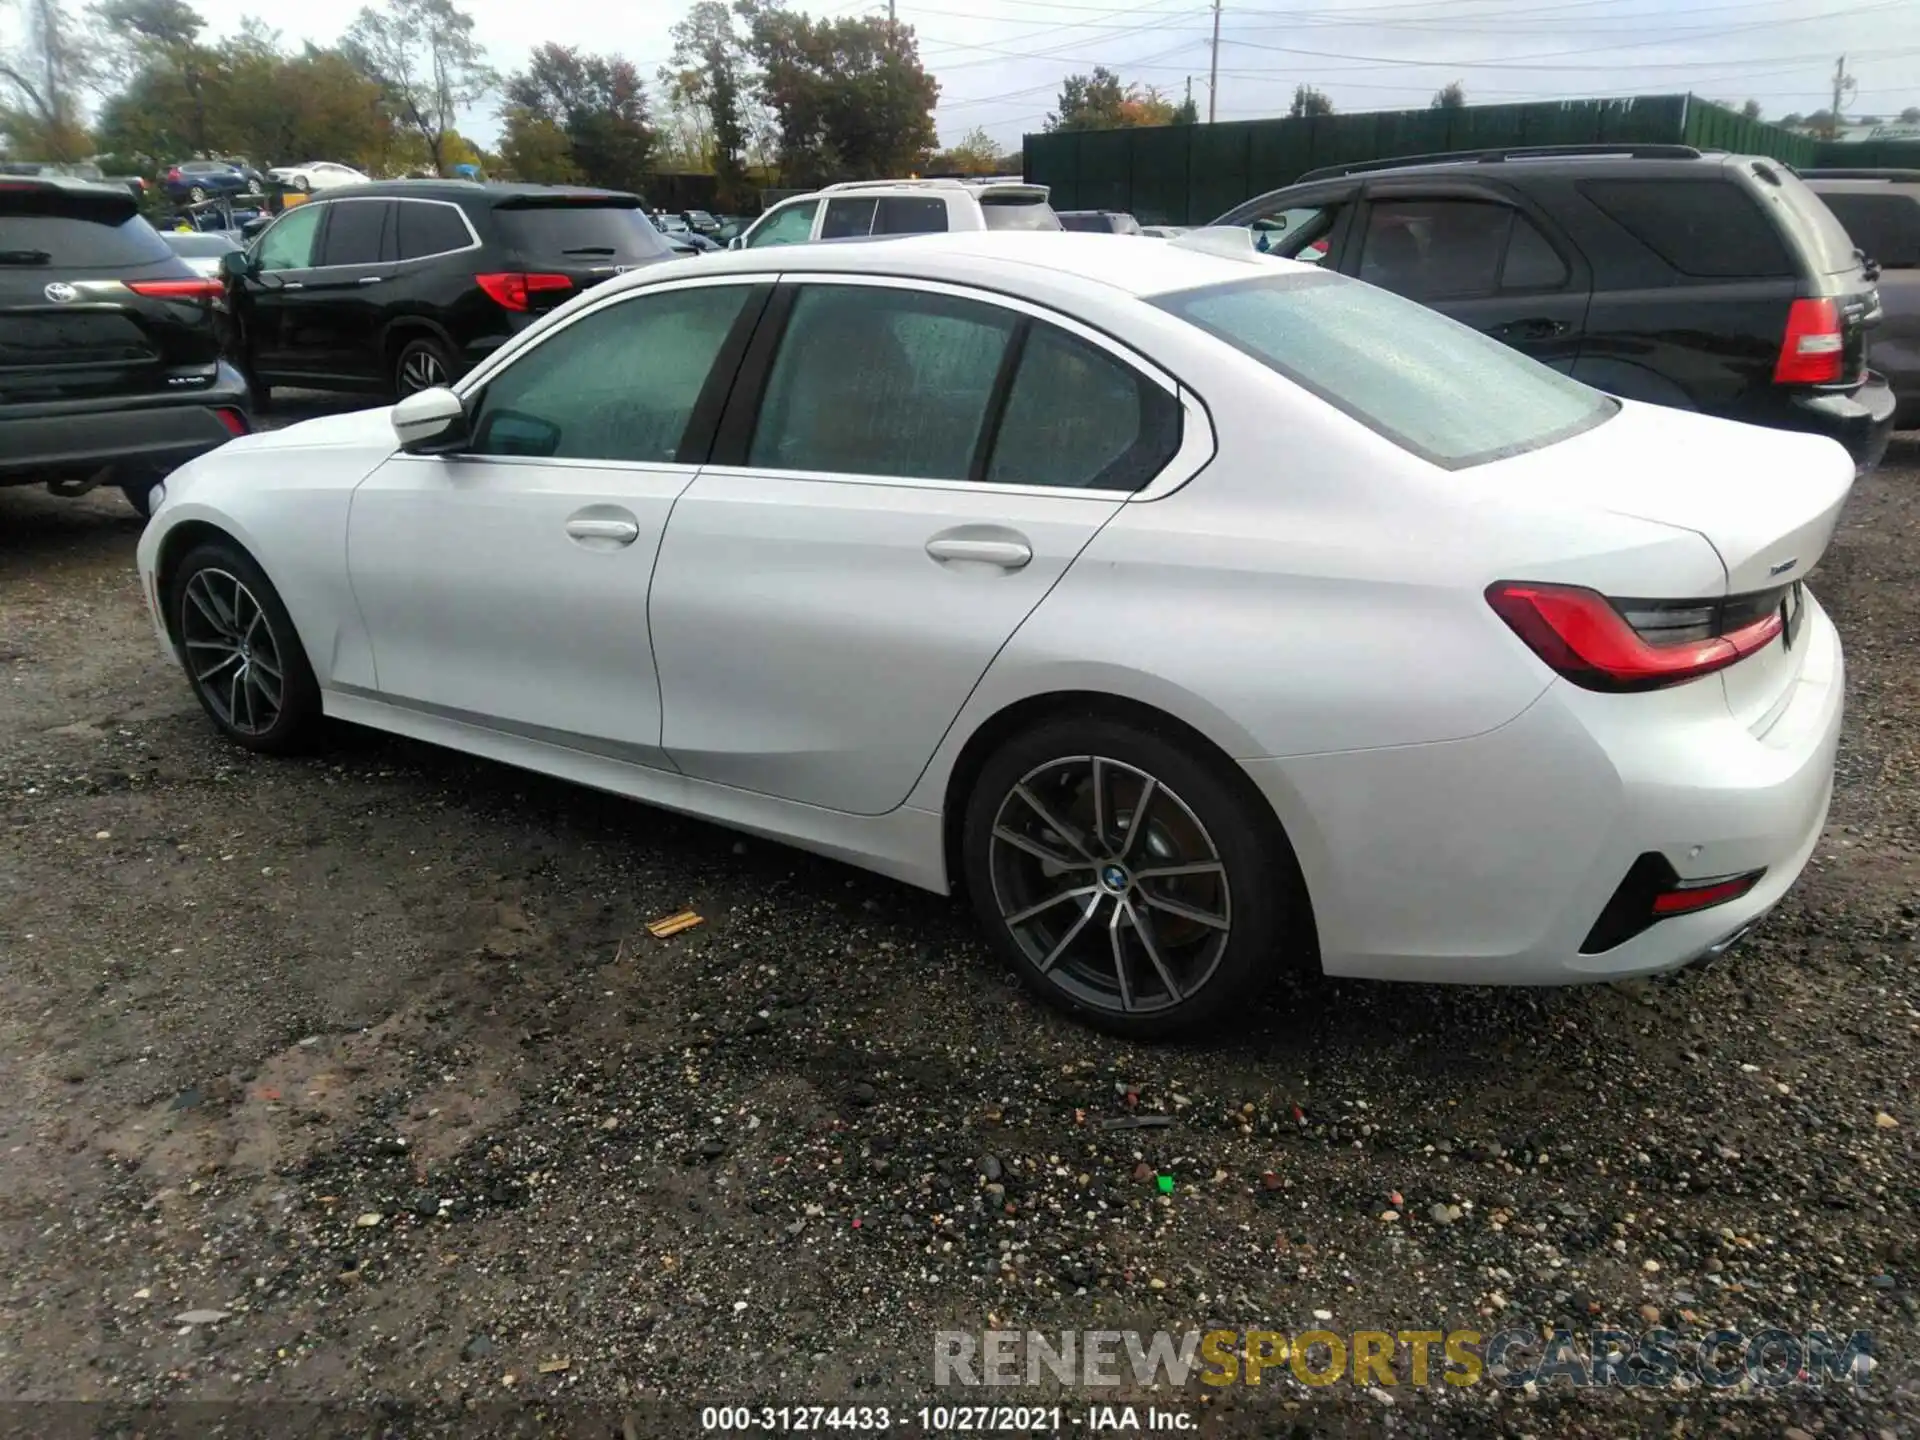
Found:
[391,386,469,454]
[218,248,255,280]
[728,235,743,251]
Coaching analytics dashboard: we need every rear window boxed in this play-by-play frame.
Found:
[164,232,239,256]
[1155,271,1614,469]
[1760,168,1865,275]
[1580,177,1794,278]
[493,203,671,262]
[1815,189,1920,268]
[981,195,1063,232]
[0,194,171,269]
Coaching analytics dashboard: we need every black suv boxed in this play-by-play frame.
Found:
[222,181,679,404]
[1217,144,1896,473]
[1,176,250,516]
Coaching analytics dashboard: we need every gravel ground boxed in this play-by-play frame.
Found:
[1,403,1916,1437]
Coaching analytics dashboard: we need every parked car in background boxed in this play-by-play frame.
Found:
[682,209,721,235]
[1216,143,1895,472]
[2,159,146,200]
[161,228,243,276]
[1802,168,1920,428]
[164,160,251,204]
[1,177,249,516]
[734,177,1060,249]
[139,230,1848,1038]
[221,180,679,404]
[217,156,266,189]
[1139,224,1189,238]
[266,161,370,193]
[1058,210,1143,235]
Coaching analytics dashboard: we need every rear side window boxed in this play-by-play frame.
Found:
[1156,271,1614,469]
[317,200,390,266]
[1580,178,1792,278]
[1816,190,1920,268]
[471,284,751,463]
[981,196,1063,232]
[397,201,472,260]
[0,191,170,268]
[493,204,671,263]
[877,195,946,235]
[748,200,818,247]
[1360,200,1568,299]
[749,285,1016,479]
[987,324,1179,491]
[1057,213,1107,233]
[822,197,878,239]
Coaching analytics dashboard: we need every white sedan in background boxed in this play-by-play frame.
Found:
[134,231,1848,1037]
[266,161,369,192]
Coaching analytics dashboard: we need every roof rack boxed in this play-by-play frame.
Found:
[1797,167,1920,182]
[820,177,969,192]
[1295,143,1704,185]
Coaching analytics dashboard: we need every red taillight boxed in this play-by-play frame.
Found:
[214,407,249,438]
[1486,581,1782,692]
[167,166,182,182]
[1651,871,1765,916]
[1773,297,1843,385]
[474,271,573,312]
[128,277,225,300]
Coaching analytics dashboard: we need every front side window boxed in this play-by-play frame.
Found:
[988,325,1179,490]
[1156,272,1614,468]
[255,203,322,271]
[468,284,751,463]
[749,285,1017,480]
[747,200,818,248]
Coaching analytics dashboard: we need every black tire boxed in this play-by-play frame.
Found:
[187,185,207,204]
[120,478,159,518]
[392,334,456,398]
[961,713,1311,1040]
[168,540,321,755]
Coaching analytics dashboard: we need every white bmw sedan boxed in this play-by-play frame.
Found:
[136,231,1848,1037]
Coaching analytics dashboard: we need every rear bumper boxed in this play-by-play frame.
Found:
[1782,371,1896,474]
[0,364,251,483]
[1247,593,1843,985]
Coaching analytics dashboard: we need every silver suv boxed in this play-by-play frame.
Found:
[733,177,1061,250]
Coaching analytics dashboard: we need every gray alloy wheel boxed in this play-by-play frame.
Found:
[395,339,451,396]
[180,567,286,737]
[987,755,1233,1017]
[187,184,207,203]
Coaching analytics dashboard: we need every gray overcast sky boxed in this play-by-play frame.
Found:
[168,0,1920,149]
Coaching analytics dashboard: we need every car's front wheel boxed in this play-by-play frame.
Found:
[169,541,321,754]
[187,185,207,203]
[961,714,1311,1039]
[393,335,456,398]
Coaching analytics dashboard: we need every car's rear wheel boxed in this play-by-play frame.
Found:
[169,541,321,754]
[187,185,207,203]
[961,714,1309,1039]
[393,335,455,398]
[120,478,159,518]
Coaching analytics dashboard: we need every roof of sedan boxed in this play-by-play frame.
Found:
[309,179,641,205]
[641,230,1298,299]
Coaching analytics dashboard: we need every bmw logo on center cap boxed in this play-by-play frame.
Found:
[43,281,79,304]
[1102,864,1129,892]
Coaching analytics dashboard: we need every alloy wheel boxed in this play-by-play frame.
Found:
[987,755,1232,1016]
[398,347,446,395]
[181,568,285,736]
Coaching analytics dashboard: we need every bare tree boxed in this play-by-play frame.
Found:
[343,0,493,176]
[1,0,95,158]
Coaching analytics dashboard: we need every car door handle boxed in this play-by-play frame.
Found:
[925,536,1033,569]
[1493,317,1568,340]
[356,275,383,286]
[565,517,640,545]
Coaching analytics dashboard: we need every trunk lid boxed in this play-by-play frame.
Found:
[1480,398,1853,726]
[1,179,219,406]
[490,195,677,314]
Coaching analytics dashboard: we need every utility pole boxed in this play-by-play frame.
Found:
[1827,53,1856,139]
[888,0,897,54]
[1207,0,1221,124]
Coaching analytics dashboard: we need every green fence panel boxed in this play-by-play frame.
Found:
[1188,122,1253,223]
[1243,119,1313,207]
[1304,112,1383,176]
[1372,108,1454,164]
[1025,132,1078,211]
[1128,124,1191,225]
[1073,129,1132,213]
[1809,139,1920,171]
